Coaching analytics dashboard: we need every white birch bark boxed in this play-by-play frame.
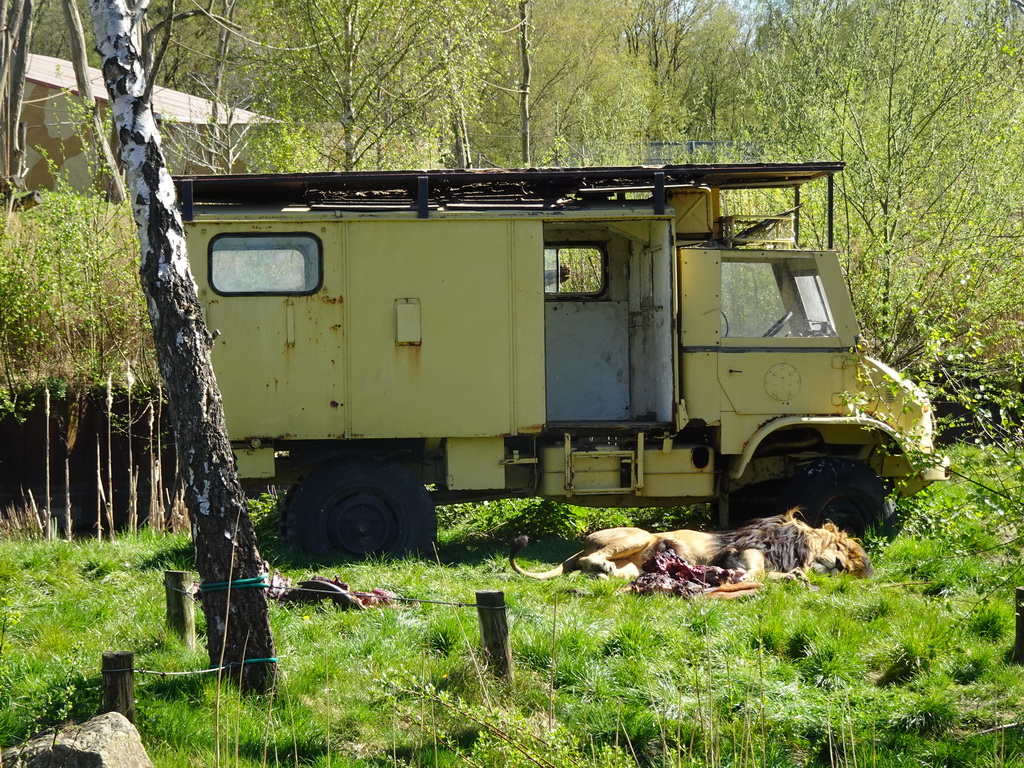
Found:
[89,0,276,692]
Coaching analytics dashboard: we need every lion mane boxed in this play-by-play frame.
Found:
[509,508,873,582]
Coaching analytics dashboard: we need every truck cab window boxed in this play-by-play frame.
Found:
[544,245,604,295]
[721,255,837,338]
[210,233,322,295]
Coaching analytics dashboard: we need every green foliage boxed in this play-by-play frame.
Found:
[965,600,1014,643]
[437,498,708,548]
[889,686,959,736]
[0,190,154,414]
[898,444,1023,545]
[245,492,281,540]
[438,498,634,542]
[750,0,1024,416]
[875,620,943,685]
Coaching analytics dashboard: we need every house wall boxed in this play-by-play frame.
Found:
[19,80,249,197]
[21,80,102,194]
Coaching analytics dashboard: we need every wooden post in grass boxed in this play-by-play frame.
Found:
[164,570,196,650]
[476,590,513,680]
[102,651,135,722]
[1014,587,1024,664]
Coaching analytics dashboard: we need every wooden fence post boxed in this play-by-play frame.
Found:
[164,570,196,650]
[102,651,135,722]
[1014,587,1024,664]
[476,590,513,680]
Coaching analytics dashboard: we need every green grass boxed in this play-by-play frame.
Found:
[3,454,1024,766]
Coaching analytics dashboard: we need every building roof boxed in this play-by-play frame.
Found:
[26,53,263,125]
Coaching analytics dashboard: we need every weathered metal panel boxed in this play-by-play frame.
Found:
[628,220,675,422]
[718,351,847,419]
[234,445,276,478]
[678,248,722,423]
[544,301,629,421]
[191,222,347,441]
[190,217,546,444]
[642,445,716,497]
[669,189,714,241]
[346,218,545,438]
[446,436,507,490]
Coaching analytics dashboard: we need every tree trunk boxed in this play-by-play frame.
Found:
[518,0,531,167]
[1,0,32,202]
[60,0,126,203]
[208,0,239,172]
[341,1,358,171]
[89,0,276,692]
[452,104,471,169]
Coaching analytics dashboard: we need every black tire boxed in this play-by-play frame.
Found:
[286,460,436,557]
[778,458,897,537]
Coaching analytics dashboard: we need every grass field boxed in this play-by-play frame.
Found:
[2,446,1024,767]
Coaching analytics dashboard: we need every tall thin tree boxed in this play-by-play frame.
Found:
[89,0,276,692]
[517,0,531,166]
[1,0,33,208]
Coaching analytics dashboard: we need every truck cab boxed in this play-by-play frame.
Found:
[176,164,946,557]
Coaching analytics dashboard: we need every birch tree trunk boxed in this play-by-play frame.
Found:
[89,0,276,692]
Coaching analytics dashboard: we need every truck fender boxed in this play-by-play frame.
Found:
[727,415,903,480]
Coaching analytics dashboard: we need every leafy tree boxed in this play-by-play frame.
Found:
[252,0,460,170]
[751,0,1024,407]
[474,0,649,166]
[625,0,714,139]
[674,0,755,141]
[623,0,753,146]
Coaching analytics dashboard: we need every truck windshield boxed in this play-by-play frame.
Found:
[720,254,837,338]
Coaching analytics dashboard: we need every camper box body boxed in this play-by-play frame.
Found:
[177,165,945,556]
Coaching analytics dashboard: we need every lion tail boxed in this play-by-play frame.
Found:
[509,535,583,580]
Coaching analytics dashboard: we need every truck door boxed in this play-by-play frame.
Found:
[544,241,630,421]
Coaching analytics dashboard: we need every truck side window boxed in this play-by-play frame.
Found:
[209,233,322,295]
[544,245,605,295]
[721,256,837,338]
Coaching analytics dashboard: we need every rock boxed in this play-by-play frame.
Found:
[2,712,154,768]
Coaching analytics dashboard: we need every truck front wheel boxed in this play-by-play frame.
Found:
[779,458,897,537]
[286,460,436,557]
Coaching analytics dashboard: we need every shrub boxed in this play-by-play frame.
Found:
[0,190,153,415]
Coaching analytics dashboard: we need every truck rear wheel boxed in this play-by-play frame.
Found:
[779,458,896,537]
[286,460,436,557]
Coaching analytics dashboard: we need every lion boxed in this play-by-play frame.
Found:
[509,508,873,582]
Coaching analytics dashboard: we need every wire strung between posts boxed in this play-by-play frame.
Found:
[347,592,500,609]
[104,658,280,677]
[337,591,506,610]
[189,575,501,609]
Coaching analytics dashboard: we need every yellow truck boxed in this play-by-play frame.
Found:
[175,163,946,557]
